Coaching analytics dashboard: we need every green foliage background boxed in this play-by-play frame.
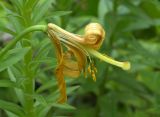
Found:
[0,0,160,117]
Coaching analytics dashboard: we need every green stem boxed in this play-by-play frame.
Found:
[0,25,47,117]
[0,25,47,57]
[23,68,35,117]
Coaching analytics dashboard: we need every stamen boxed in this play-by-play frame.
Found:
[87,65,91,73]
[93,66,97,73]
[91,71,96,82]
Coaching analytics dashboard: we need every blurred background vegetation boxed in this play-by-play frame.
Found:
[0,0,160,117]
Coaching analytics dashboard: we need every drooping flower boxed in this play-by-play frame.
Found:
[47,23,130,103]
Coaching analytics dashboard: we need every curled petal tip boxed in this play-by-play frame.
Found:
[121,62,131,70]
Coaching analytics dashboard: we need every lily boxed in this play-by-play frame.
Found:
[47,23,130,103]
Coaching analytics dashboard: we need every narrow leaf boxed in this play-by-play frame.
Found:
[0,80,18,88]
[32,0,54,23]
[0,47,30,72]
[0,99,25,117]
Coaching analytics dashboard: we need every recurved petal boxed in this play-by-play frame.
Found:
[63,58,80,78]
[55,64,67,103]
[48,29,63,63]
[68,45,87,72]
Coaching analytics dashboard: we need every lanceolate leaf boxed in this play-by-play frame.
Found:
[0,99,25,117]
[45,11,72,18]
[0,80,18,88]
[35,95,75,117]
[32,0,55,24]
[0,47,30,72]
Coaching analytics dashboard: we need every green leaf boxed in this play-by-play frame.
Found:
[37,103,75,117]
[35,95,75,117]
[30,39,56,72]
[0,47,30,72]
[7,67,25,106]
[0,99,25,117]
[5,110,19,117]
[36,106,50,117]
[36,79,57,93]
[46,11,72,18]
[0,1,24,32]
[0,80,18,88]
[51,103,76,110]
[140,1,160,19]
[98,0,113,21]
[109,70,152,102]
[128,38,160,69]
[32,0,55,23]
[98,93,117,117]
[25,0,39,9]
[1,26,16,35]
[33,39,51,61]
[66,85,80,94]
[139,71,160,93]
[10,0,23,10]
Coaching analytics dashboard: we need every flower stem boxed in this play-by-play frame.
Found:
[0,25,47,57]
[23,69,35,117]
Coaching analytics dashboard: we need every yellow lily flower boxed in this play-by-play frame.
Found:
[47,23,130,103]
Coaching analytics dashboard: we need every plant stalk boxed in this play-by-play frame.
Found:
[0,25,47,57]
[23,69,35,117]
[0,25,47,117]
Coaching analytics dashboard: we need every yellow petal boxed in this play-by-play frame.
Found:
[84,23,105,50]
[87,48,131,70]
[48,29,63,63]
[63,57,80,78]
[48,29,67,103]
[55,65,67,103]
[69,46,87,72]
